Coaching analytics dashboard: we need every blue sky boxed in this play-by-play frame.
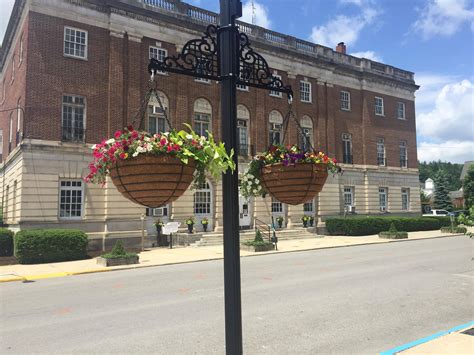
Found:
[1,0,473,163]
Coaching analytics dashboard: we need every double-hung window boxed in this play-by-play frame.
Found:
[194,113,210,137]
[271,198,283,213]
[64,27,87,59]
[379,187,388,212]
[62,95,85,142]
[237,119,249,156]
[194,181,211,215]
[194,57,211,83]
[303,201,313,213]
[342,133,353,164]
[148,104,166,134]
[401,188,409,211]
[269,123,282,145]
[376,138,385,166]
[399,141,407,168]
[397,102,406,119]
[149,46,167,74]
[340,90,350,111]
[300,81,311,103]
[269,74,282,97]
[375,96,384,116]
[59,180,83,218]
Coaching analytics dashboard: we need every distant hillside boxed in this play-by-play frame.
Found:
[418,161,463,191]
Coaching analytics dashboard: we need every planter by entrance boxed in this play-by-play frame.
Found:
[241,243,274,252]
[97,255,139,267]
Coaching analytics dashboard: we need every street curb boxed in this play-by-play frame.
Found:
[0,234,465,283]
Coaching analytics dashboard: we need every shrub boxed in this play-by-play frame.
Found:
[326,216,452,236]
[14,229,88,264]
[0,228,14,257]
[101,240,137,259]
[378,222,408,239]
[440,226,468,234]
[242,229,273,247]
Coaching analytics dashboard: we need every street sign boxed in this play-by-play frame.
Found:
[162,222,180,235]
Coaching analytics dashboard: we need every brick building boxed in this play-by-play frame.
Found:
[0,0,421,250]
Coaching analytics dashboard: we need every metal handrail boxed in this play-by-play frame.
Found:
[254,217,271,241]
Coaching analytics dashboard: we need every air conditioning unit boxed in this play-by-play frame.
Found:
[347,205,355,213]
[153,106,165,114]
[153,208,164,217]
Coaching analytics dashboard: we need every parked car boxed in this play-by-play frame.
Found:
[422,209,454,217]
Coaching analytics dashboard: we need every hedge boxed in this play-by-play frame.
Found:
[14,229,88,264]
[379,231,408,239]
[0,228,14,257]
[440,226,468,234]
[326,216,452,236]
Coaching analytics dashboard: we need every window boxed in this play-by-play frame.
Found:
[148,205,168,217]
[16,98,21,145]
[343,187,354,207]
[237,119,249,156]
[271,198,283,213]
[237,69,249,91]
[12,181,17,221]
[194,57,211,83]
[399,141,407,168]
[62,95,85,142]
[194,181,211,214]
[147,91,169,134]
[149,46,167,74]
[64,27,87,59]
[376,138,385,166]
[397,102,406,119]
[375,96,384,116]
[4,186,9,221]
[59,180,83,218]
[299,116,313,151]
[401,188,409,211]
[9,113,13,153]
[1,80,5,104]
[300,80,311,103]
[379,187,388,212]
[19,34,23,65]
[269,74,282,97]
[10,55,15,84]
[342,133,353,164]
[194,98,212,137]
[269,110,283,145]
[303,201,313,213]
[340,90,350,111]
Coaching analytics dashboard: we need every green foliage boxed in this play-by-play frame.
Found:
[242,229,273,247]
[301,215,310,222]
[276,216,284,224]
[201,217,209,225]
[433,170,453,211]
[326,216,451,236]
[457,207,474,226]
[418,161,463,191]
[420,191,430,203]
[101,240,137,259]
[463,165,474,208]
[185,217,195,225]
[379,231,408,239]
[14,229,88,264]
[388,222,398,234]
[0,228,14,257]
[440,226,468,233]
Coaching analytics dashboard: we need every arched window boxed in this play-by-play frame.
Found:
[268,110,283,145]
[237,104,250,156]
[147,91,169,134]
[194,180,212,215]
[299,115,313,151]
[342,133,353,164]
[16,98,21,145]
[194,98,212,137]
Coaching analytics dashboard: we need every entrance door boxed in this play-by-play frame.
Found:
[239,195,252,229]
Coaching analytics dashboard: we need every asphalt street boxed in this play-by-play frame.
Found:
[1,236,473,354]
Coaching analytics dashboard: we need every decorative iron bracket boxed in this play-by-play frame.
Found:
[148,24,293,98]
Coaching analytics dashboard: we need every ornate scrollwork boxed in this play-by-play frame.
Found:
[237,32,293,98]
[148,25,220,80]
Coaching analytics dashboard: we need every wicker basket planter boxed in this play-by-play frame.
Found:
[110,154,196,208]
[260,162,328,205]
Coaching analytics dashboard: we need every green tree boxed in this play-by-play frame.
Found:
[418,160,463,190]
[463,165,474,208]
[433,170,453,211]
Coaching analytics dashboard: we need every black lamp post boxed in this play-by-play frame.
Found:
[148,1,292,353]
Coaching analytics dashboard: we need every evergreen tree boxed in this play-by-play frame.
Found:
[463,165,474,208]
[433,170,453,211]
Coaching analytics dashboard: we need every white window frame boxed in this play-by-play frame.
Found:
[63,27,88,60]
[344,186,354,207]
[237,119,249,156]
[237,69,249,91]
[401,188,409,211]
[194,57,211,83]
[300,80,311,103]
[375,96,384,116]
[194,181,212,215]
[379,187,388,212]
[399,141,407,168]
[271,198,283,213]
[10,55,15,84]
[149,46,167,75]
[151,205,168,217]
[62,94,86,142]
[397,102,406,120]
[303,201,314,213]
[269,74,282,98]
[376,138,385,166]
[340,90,351,111]
[59,180,84,219]
[147,104,167,134]
[19,33,24,66]
[194,112,211,137]
[1,80,5,105]
[269,122,282,145]
[342,133,353,164]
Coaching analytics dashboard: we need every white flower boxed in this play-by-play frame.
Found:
[106,138,115,145]
[247,174,253,180]
[132,151,139,157]
[186,134,193,140]
[242,175,248,181]
[91,144,97,150]
[253,189,258,194]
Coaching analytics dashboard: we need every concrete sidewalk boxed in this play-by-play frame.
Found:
[0,231,465,283]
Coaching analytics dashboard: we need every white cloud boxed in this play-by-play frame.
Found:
[418,140,474,163]
[417,79,474,141]
[241,0,271,29]
[413,0,474,39]
[309,8,377,47]
[415,73,459,112]
[339,0,365,5]
[0,0,15,44]
[350,50,382,61]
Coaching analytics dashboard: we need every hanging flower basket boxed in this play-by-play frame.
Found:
[85,124,235,208]
[240,145,340,205]
[110,154,196,207]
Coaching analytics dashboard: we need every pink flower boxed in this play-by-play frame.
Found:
[114,130,122,139]
[131,131,139,139]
